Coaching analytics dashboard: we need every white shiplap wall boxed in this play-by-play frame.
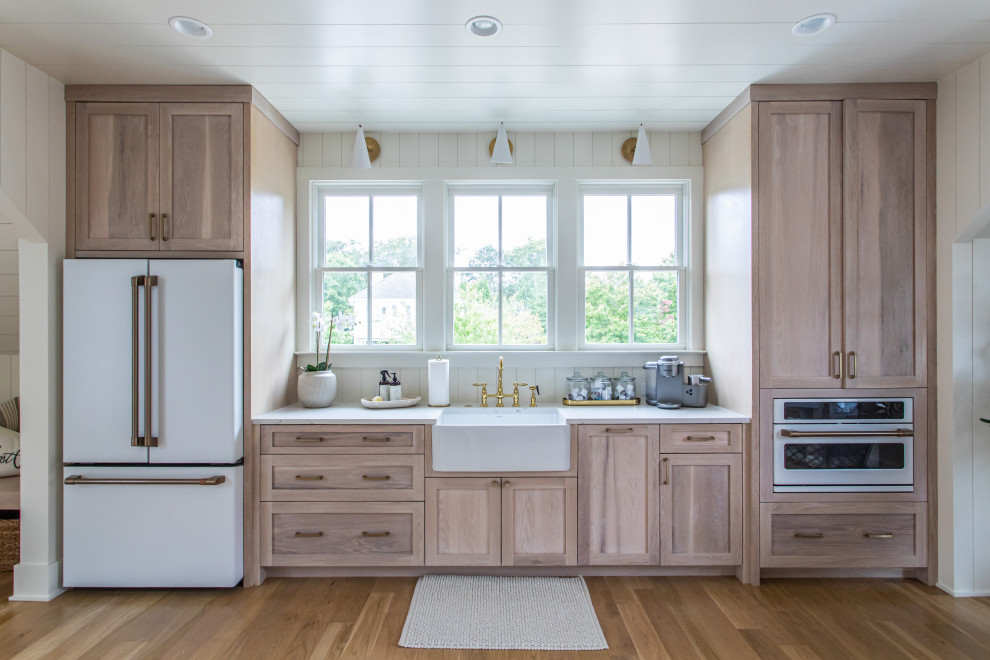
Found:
[0,50,66,353]
[298,130,703,169]
[936,52,990,597]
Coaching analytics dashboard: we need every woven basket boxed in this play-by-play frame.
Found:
[0,518,18,572]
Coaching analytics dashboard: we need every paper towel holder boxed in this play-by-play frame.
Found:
[428,354,451,407]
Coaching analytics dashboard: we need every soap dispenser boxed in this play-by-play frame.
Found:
[379,370,391,401]
[389,372,402,401]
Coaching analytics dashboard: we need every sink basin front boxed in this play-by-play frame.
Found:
[432,408,570,472]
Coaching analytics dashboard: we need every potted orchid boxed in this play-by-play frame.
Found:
[297,312,353,408]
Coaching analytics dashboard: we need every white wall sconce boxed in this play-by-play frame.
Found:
[351,125,381,169]
[489,122,514,164]
[621,124,653,165]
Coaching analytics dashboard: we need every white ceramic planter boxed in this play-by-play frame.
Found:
[297,370,337,408]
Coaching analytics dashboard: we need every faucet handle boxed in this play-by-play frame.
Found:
[472,382,487,387]
[529,385,540,407]
[472,382,489,407]
[513,382,528,388]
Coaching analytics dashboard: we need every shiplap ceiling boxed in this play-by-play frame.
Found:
[1,0,989,132]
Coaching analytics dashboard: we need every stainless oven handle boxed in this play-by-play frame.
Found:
[780,429,913,438]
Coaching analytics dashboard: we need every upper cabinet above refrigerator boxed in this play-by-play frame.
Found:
[72,101,244,255]
[63,259,243,465]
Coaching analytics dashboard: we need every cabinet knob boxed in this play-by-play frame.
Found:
[491,480,499,487]
[503,481,511,488]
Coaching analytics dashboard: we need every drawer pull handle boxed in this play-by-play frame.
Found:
[864,532,894,539]
[362,531,390,538]
[294,531,323,538]
[793,532,824,539]
[294,437,326,443]
[362,475,391,481]
[295,475,324,481]
[362,437,391,443]
[605,428,634,434]
[684,436,716,442]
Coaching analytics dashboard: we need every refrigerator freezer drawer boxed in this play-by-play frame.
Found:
[63,466,243,588]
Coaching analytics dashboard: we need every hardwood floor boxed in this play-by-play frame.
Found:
[2,573,989,659]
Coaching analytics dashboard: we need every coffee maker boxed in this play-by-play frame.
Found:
[655,355,684,409]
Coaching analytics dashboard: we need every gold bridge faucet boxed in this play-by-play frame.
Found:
[474,356,527,407]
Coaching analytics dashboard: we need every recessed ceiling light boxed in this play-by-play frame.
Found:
[792,13,837,37]
[465,15,502,38]
[169,16,213,39]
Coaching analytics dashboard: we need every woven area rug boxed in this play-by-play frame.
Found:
[398,574,609,650]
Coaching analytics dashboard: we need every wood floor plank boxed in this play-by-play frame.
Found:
[3,575,990,659]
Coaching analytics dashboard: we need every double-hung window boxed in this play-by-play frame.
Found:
[314,184,422,348]
[579,184,688,347]
[448,186,554,347]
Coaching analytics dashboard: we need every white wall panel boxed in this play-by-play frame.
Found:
[438,133,458,167]
[573,133,593,167]
[322,132,342,167]
[591,132,611,166]
[1,51,27,210]
[456,132,476,167]
[25,66,49,242]
[514,131,535,167]
[533,132,555,168]
[418,132,439,167]
[611,132,630,167]
[670,132,690,166]
[956,61,981,230]
[981,54,990,208]
[380,132,400,168]
[299,133,322,167]
[554,132,574,167]
[398,132,418,168]
[650,131,671,166]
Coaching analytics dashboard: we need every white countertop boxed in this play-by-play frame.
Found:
[253,402,750,425]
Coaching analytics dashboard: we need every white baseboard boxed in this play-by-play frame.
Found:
[10,560,65,601]
[936,581,990,597]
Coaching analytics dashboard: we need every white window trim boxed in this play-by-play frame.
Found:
[311,182,425,351]
[577,181,692,350]
[445,182,556,350]
[296,166,704,363]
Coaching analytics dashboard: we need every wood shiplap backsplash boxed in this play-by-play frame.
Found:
[298,130,703,169]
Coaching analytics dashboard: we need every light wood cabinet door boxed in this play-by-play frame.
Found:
[501,478,577,566]
[843,99,928,388]
[75,102,161,251]
[660,454,742,566]
[578,425,660,565]
[426,478,501,566]
[758,101,844,389]
[160,103,244,251]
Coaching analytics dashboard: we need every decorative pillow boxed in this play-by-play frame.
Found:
[0,427,18,477]
[0,397,17,433]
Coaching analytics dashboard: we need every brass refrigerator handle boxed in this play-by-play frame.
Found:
[780,429,913,438]
[142,275,159,448]
[149,213,156,241]
[162,213,169,242]
[131,277,141,447]
[65,475,226,486]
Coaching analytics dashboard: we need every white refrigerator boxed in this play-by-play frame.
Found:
[62,259,243,587]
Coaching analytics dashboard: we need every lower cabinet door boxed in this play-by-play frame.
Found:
[502,478,577,566]
[426,478,501,566]
[660,454,742,566]
[578,425,660,565]
[262,501,424,567]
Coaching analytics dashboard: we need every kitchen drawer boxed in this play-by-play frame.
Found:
[760,502,926,568]
[660,424,742,453]
[261,455,424,502]
[261,502,424,566]
[261,424,424,454]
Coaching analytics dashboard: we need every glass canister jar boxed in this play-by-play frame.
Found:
[615,371,636,400]
[590,371,613,400]
[565,370,590,401]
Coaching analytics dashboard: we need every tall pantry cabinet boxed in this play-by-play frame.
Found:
[702,84,937,585]
[66,86,300,586]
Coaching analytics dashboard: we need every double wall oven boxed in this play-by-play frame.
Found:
[772,398,914,493]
